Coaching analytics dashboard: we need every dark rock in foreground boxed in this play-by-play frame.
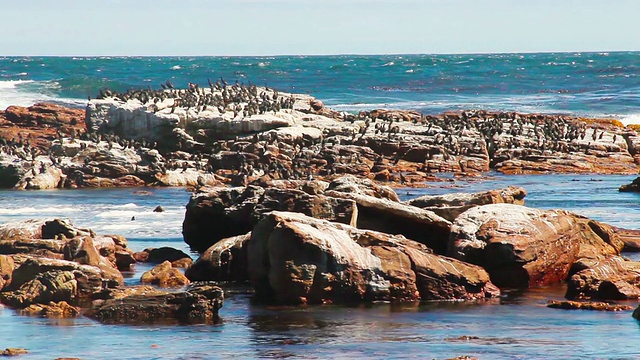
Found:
[619,177,640,192]
[86,282,223,324]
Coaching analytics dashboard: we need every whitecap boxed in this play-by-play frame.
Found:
[96,210,140,218]
[619,114,640,126]
[111,203,139,209]
[171,65,182,70]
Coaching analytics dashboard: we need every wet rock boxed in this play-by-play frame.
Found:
[153,205,165,212]
[566,256,640,300]
[0,270,77,308]
[7,256,120,299]
[547,299,632,311]
[21,301,80,317]
[42,219,94,240]
[133,247,192,268]
[248,211,498,304]
[186,233,251,282]
[140,261,190,287]
[92,285,165,300]
[612,226,640,252]
[406,186,527,221]
[1,348,28,356]
[619,177,640,192]
[86,282,223,324]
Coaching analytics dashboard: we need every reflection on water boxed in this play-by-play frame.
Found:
[2,175,640,358]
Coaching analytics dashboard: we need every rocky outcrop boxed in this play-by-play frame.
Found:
[185,233,251,282]
[140,261,190,287]
[565,256,640,300]
[182,183,357,252]
[406,186,527,221]
[21,301,80,317]
[325,190,452,254]
[447,204,622,288]
[0,269,78,307]
[619,177,640,192]
[86,282,223,324]
[247,211,498,304]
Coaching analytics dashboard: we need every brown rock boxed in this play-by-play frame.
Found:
[0,270,77,308]
[0,255,15,290]
[247,211,498,304]
[547,299,632,311]
[324,190,452,254]
[1,348,28,356]
[448,204,583,288]
[185,233,251,282]
[182,184,357,253]
[406,186,527,221]
[86,282,223,324]
[140,261,190,287]
[21,301,80,317]
[566,256,640,300]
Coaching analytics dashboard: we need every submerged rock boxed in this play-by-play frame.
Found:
[547,300,632,311]
[87,282,223,324]
[21,301,80,318]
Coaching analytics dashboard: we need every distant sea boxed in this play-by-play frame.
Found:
[1,52,640,123]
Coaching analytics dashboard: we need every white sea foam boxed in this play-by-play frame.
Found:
[171,65,182,70]
[111,203,139,209]
[96,210,140,218]
[620,114,640,126]
[0,80,85,109]
[0,206,79,215]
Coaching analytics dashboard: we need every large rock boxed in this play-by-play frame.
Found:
[406,186,527,221]
[183,184,356,252]
[448,204,623,288]
[133,247,192,268]
[185,233,251,282]
[566,256,640,300]
[7,256,121,298]
[247,211,498,304]
[0,270,77,308]
[0,255,15,290]
[86,282,223,324]
[324,190,452,254]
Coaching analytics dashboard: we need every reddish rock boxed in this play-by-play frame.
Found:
[566,256,640,300]
[547,300,632,311]
[140,261,190,287]
[247,211,498,304]
[21,301,81,317]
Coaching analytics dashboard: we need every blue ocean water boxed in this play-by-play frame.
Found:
[1,174,640,359]
[1,52,640,122]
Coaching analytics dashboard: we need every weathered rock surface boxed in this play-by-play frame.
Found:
[21,301,80,317]
[447,204,622,288]
[185,233,251,282]
[182,182,357,252]
[0,270,77,307]
[546,300,632,311]
[406,186,527,222]
[565,256,640,300]
[86,282,223,324]
[619,177,640,192]
[247,211,499,304]
[140,261,190,287]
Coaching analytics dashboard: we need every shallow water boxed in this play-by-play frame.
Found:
[2,174,640,359]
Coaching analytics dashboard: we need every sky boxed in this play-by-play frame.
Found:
[2,0,640,56]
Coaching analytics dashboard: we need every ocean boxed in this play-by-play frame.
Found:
[2,54,640,359]
[2,52,640,122]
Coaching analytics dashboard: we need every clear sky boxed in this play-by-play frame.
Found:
[2,0,639,56]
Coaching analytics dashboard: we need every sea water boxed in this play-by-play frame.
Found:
[1,174,640,359]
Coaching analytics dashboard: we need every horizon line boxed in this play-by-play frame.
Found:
[1,49,639,58]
